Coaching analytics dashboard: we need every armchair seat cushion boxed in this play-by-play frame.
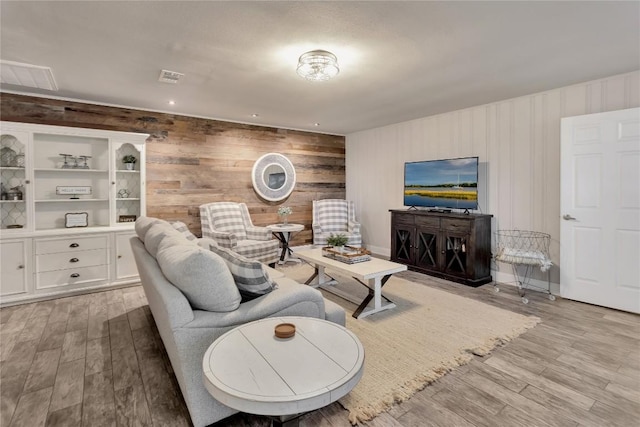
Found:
[313,232,362,247]
[234,239,280,264]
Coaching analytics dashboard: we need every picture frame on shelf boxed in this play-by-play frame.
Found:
[65,212,88,228]
[118,214,137,223]
[57,186,92,199]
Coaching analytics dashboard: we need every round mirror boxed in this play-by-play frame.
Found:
[252,153,296,201]
[263,164,286,190]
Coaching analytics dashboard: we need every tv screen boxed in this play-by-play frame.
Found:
[404,157,479,210]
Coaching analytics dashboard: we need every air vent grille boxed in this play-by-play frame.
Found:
[0,60,58,91]
[158,69,184,84]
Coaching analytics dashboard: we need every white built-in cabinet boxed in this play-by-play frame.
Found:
[0,121,147,306]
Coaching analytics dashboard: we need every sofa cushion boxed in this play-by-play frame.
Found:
[171,221,198,241]
[135,216,169,242]
[157,234,197,255]
[209,244,276,302]
[157,244,240,312]
[145,222,183,258]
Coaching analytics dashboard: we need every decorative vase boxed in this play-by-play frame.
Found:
[125,163,134,171]
[282,215,288,225]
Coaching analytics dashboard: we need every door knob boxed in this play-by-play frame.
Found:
[562,214,577,221]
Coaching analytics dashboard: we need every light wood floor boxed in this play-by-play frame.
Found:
[1,272,639,427]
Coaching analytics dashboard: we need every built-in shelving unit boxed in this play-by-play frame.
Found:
[0,121,148,306]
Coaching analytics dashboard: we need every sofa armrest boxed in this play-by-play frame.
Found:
[348,220,361,234]
[183,278,325,329]
[201,229,237,248]
[245,226,271,241]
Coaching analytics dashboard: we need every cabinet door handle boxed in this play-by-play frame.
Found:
[70,243,79,248]
[17,265,24,269]
[70,273,80,278]
[117,255,122,259]
[441,250,445,254]
[70,258,79,263]
[25,180,30,184]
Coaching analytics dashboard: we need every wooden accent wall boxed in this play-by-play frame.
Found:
[0,93,345,245]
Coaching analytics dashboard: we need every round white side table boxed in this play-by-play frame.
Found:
[266,223,304,264]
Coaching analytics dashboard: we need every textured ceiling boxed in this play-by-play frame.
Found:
[1,1,638,135]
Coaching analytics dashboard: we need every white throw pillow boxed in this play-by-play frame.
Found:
[157,244,240,312]
[209,244,276,302]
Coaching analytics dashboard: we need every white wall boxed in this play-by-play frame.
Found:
[346,71,639,286]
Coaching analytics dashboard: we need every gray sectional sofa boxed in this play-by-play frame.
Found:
[130,217,345,427]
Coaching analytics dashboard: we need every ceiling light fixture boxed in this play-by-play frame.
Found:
[168,100,175,105]
[296,50,339,81]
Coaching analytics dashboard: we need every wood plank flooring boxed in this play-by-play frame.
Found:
[1,273,638,427]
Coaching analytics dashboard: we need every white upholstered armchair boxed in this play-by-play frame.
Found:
[312,199,362,247]
[199,202,280,265]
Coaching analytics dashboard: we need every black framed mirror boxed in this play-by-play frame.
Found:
[251,153,296,201]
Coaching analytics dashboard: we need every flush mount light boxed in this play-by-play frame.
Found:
[168,100,176,105]
[251,113,259,118]
[296,50,339,81]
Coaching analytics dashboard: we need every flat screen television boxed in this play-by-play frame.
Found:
[404,156,479,210]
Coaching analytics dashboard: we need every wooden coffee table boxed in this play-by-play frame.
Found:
[202,316,364,426]
[295,248,407,319]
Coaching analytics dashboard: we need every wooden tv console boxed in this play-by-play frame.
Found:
[390,209,492,287]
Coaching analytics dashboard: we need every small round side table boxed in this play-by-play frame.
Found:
[266,223,304,264]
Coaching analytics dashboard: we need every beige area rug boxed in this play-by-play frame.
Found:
[279,263,540,424]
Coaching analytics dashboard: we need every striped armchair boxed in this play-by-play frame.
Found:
[199,202,279,265]
[312,199,362,247]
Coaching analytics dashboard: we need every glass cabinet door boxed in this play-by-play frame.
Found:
[443,233,468,276]
[1,131,30,231]
[113,142,144,225]
[416,229,438,270]
[393,226,414,264]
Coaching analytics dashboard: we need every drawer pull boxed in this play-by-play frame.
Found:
[70,258,79,263]
[17,265,24,269]
[70,243,79,248]
[70,273,80,278]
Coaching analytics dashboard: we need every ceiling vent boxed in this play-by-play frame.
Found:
[0,60,58,91]
[158,69,184,84]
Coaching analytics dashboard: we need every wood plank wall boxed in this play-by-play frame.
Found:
[0,93,345,245]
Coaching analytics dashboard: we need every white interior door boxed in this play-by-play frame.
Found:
[560,107,640,313]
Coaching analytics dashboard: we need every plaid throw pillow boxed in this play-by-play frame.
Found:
[171,221,197,241]
[209,244,276,302]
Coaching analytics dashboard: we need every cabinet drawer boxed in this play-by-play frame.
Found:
[36,249,107,272]
[36,265,109,289]
[415,216,440,228]
[392,214,415,226]
[442,218,471,232]
[36,235,109,255]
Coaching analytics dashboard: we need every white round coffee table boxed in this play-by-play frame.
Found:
[202,316,364,426]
